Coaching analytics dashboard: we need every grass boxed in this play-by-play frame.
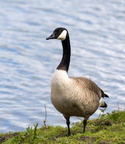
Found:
[0,110,125,144]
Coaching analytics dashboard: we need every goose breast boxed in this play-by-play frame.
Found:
[51,70,100,117]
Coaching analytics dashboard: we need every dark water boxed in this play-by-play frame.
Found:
[0,0,125,132]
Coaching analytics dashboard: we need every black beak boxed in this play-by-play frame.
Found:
[46,33,56,40]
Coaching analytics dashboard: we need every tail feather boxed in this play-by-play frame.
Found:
[100,90,109,108]
[101,90,109,98]
[100,102,107,108]
[104,94,109,98]
[99,97,108,108]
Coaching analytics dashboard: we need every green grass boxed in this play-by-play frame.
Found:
[1,111,125,144]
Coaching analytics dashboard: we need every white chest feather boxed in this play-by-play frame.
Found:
[51,70,70,95]
[51,70,78,105]
[51,69,77,115]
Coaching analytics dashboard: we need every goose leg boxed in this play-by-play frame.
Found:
[66,117,71,135]
[83,119,87,133]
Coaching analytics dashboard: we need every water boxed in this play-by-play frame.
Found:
[0,0,125,133]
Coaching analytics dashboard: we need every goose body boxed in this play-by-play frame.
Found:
[52,70,101,117]
[46,27,109,135]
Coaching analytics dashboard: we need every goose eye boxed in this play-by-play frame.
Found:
[57,29,62,35]
[53,30,62,38]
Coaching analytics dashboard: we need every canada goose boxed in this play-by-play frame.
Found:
[46,27,109,135]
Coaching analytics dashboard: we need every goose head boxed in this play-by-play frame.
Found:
[46,27,68,41]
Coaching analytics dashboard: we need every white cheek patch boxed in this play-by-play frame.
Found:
[57,30,67,40]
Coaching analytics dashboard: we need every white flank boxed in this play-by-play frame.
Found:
[99,97,105,107]
[57,30,67,40]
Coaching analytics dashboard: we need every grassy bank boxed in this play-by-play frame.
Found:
[0,111,125,144]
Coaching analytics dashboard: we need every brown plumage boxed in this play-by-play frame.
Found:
[46,27,109,135]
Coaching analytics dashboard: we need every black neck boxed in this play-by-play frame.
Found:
[57,34,71,72]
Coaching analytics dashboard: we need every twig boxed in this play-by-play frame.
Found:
[117,102,120,111]
[43,104,47,127]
